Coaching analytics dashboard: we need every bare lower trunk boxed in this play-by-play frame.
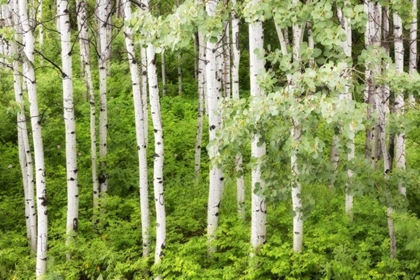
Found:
[206,0,223,254]
[249,17,266,253]
[123,0,150,257]
[11,5,37,251]
[194,31,205,182]
[19,0,48,274]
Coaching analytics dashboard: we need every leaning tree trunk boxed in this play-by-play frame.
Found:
[206,0,224,254]
[19,0,48,274]
[231,0,245,220]
[58,0,79,249]
[249,8,266,254]
[123,0,150,257]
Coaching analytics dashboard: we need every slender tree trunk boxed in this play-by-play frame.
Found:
[161,50,166,96]
[194,31,205,182]
[97,0,110,196]
[291,0,303,252]
[58,0,79,249]
[409,0,417,104]
[76,0,100,219]
[178,52,183,94]
[249,14,266,253]
[122,0,150,257]
[37,0,43,46]
[231,0,244,220]
[10,0,37,252]
[337,5,354,219]
[223,21,231,99]
[393,13,406,197]
[19,0,48,274]
[206,0,224,253]
[142,0,166,268]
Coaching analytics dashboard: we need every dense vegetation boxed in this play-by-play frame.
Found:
[2,0,420,279]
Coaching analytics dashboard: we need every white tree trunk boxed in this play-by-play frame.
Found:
[206,0,224,253]
[249,17,266,252]
[409,0,417,104]
[147,44,166,266]
[231,3,244,220]
[161,50,166,95]
[122,0,150,257]
[337,5,354,218]
[37,0,43,46]
[194,31,205,182]
[97,0,110,195]
[58,0,79,245]
[291,0,303,252]
[223,23,231,99]
[19,0,48,274]
[76,0,100,214]
[141,0,166,267]
[11,0,37,252]
[393,13,406,197]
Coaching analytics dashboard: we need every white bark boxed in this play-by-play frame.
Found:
[141,46,148,142]
[409,0,417,104]
[291,0,303,252]
[249,18,266,251]
[11,0,37,252]
[76,0,100,213]
[97,0,110,195]
[337,5,354,218]
[37,0,43,46]
[206,0,223,253]
[141,0,166,266]
[58,0,79,244]
[147,45,166,266]
[231,2,244,220]
[122,0,150,257]
[365,1,381,164]
[19,0,48,274]
[161,50,166,95]
[194,31,205,182]
[223,23,231,99]
[393,13,406,197]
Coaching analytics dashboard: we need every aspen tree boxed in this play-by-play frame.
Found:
[409,0,417,104]
[393,13,406,197]
[249,1,266,252]
[19,0,48,274]
[122,0,150,257]
[140,0,166,267]
[291,0,303,252]
[206,0,224,253]
[11,3,37,249]
[97,0,111,195]
[57,0,79,248]
[194,30,205,182]
[337,4,354,218]
[231,0,244,220]
[76,0,100,214]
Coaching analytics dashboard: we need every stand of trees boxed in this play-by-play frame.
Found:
[1,0,420,278]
